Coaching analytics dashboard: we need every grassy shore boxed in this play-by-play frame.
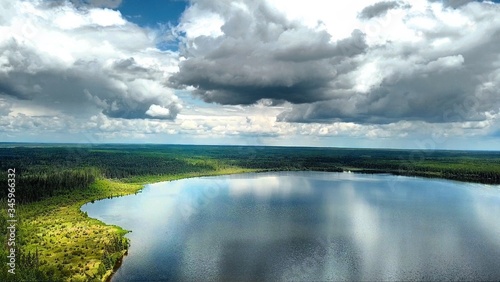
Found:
[1,167,257,282]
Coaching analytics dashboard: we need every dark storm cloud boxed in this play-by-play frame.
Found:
[173,0,500,124]
[0,80,33,100]
[279,38,500,125]
[277,68,480,124]
[169,0,368,105]
[358,1,402,19]
[170,40,365,105]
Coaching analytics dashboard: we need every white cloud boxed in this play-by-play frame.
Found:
[1,100,498,149]
[0,0,181,120]
[1,0,500,149]
[172,0,500,126]
[145,103,182,119]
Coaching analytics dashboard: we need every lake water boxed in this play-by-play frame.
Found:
[81,172,500,281]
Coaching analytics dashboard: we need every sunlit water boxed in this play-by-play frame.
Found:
[81,172,500,281]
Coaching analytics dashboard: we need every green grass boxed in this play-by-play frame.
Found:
[1,166,258,281]
[1,179,139,281]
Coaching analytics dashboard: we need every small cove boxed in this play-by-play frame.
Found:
[81,171,500,281]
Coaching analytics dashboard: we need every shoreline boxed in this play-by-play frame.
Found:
[104,250,127,282]
[81,168,259,282]
[87,168,500,281]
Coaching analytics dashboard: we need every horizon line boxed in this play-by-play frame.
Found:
[1,141,499,153]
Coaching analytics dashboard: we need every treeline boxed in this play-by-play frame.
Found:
[0,147,214,179]
[0,244,50,282]
[347,158,500,184]
[97,235,129,278]
[1,145,500,204]
[0,147,217,203]
[0,167,101,203]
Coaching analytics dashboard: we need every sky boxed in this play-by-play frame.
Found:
[0,0,500,150]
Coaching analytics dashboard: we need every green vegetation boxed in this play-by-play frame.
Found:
[1,143,500,281]
[0,179,141,281]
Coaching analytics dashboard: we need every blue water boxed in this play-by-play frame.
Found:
[81,172,500,281]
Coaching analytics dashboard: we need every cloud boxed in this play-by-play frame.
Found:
[437,0,475,8]
[358,1,403,19]
[0,0,181,120]
[145,103,182,119]
[169,0,368,105]
[0,98,11,115]
[47,0,123,9]
[2,0,500,149]
[280,1,500,124]
[171,0,500,125]
[1,96,497,149]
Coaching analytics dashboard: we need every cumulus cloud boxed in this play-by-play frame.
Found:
[281,1,500,124]
[169,0,368,105]
[170,0,500,125]
[145,103,182,119]
[2,0,500,148]
[48,0,123,9]
[0,0,181,120]
[358,1,403,19]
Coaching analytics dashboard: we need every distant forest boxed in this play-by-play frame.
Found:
[1,144,500,203]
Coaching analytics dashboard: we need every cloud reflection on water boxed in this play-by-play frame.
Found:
[82,172,500,281]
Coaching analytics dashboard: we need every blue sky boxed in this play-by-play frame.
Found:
[118,0,187,27]
[117,0,188,51]
[0,0,500,150]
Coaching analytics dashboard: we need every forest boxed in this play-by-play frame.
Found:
[2,144,500,203]
[1,143,500,281]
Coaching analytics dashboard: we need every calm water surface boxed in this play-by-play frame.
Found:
[81,172,500,281]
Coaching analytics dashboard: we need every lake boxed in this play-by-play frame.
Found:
[81,172,500,281]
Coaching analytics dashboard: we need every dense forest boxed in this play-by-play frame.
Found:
[1,143,500,281]
[1,144,500,203]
